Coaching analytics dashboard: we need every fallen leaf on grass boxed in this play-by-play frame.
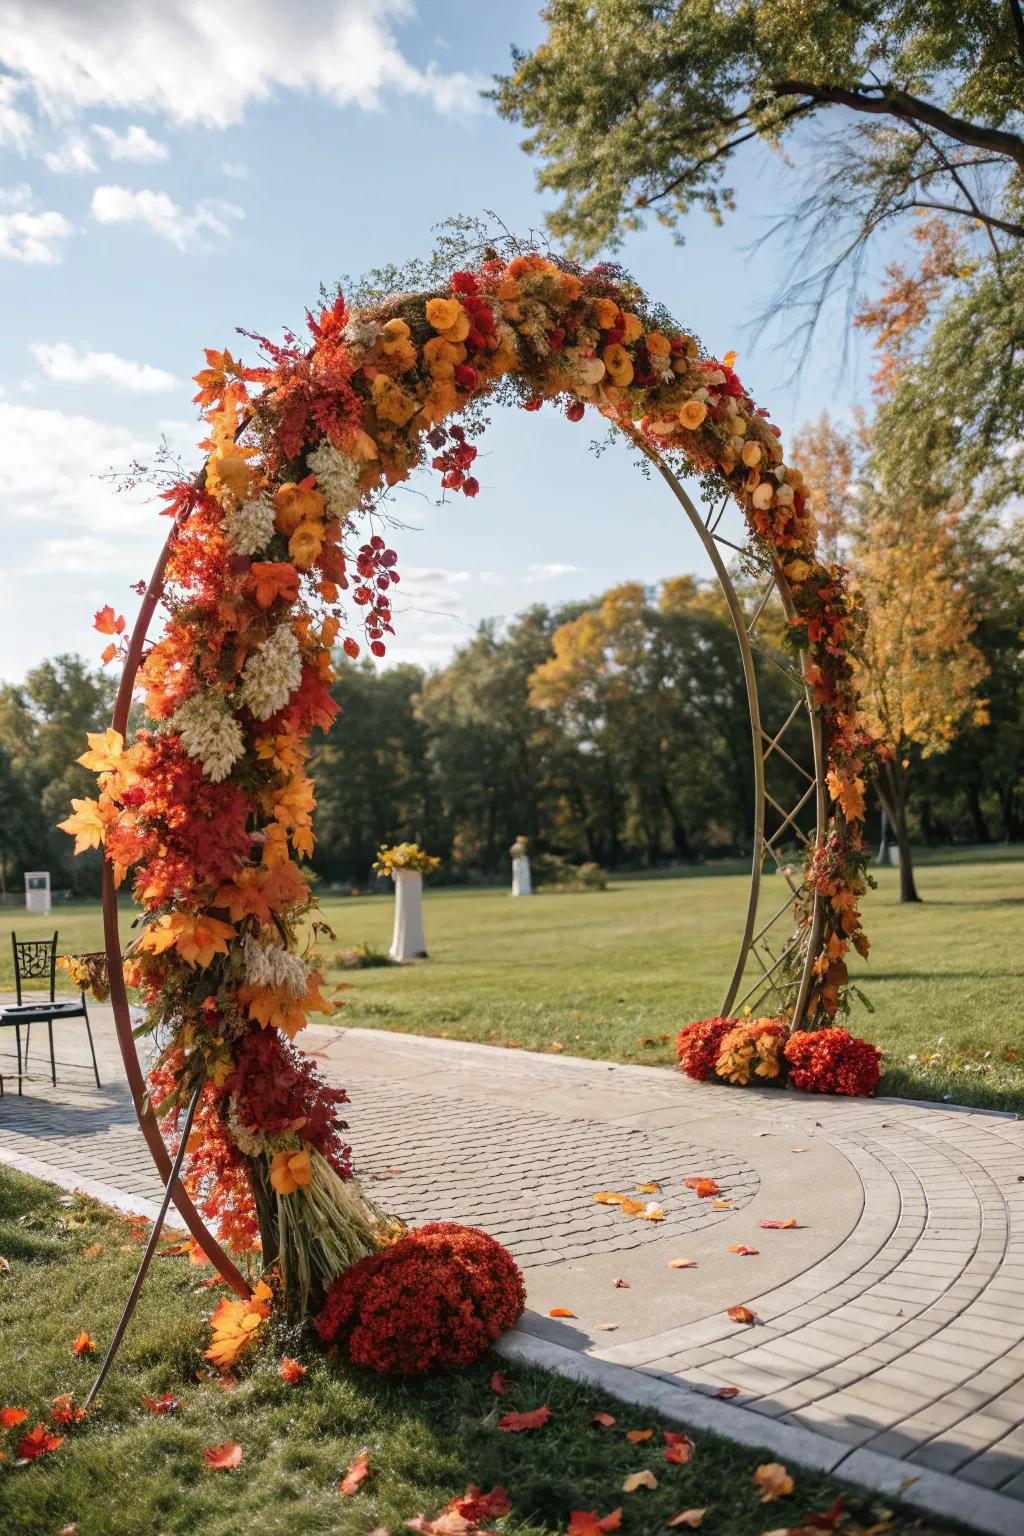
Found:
[568,1510,622,1534]
[16,1425,63,1460]
[753,1462,794,1502]
[713,1386,740,1399]
[727,1305,758,1325]
[1,1407,28,1427]
[82,1243,105,1260]
[667,1511,707,1529]
[71,1331,95,1355]
[142,1393,180,1415]
[588,1412,617,1428]
[278,1357,307,1384]
[50,1395,86,1425]
[613,1278,630,1288]
[549,1307,575,1318]
[664,1431,694,1464]
[490,1371,511,1395]
[800,1495,844,1529]
[729,1245,759,1256]
[760,1219,800,1230]
[498,1405,551,1432]
[0,1256,9,1271]
[623,1469,658,1493]
[203,1441,243,1470]
[58,1525,77,1535]
[339,1449,369,1494]
[625,1428,653,1443]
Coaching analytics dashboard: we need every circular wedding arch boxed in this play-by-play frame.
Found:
[77,247,870,1314]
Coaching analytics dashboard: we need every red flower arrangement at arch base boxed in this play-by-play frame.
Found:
[676,1017,882,1097]
[59,242,881,1321]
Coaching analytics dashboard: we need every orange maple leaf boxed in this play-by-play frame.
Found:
[664,1431,694,1465]
[71,1331,95,1356]
[548,1307,575,1318]
[753,1461,794,1502]
[204,1280,272,1369]
[729,1244,759,1256]
[727,1305,757,1325]
[588,1412,616,1428]
[203,1441,243,1470]
[568,1511,623,1534]
[339,1449,370,1494]
[498,1405,551,1432]
[1,1407,27,1428]
[760,1218,800,1230]
[668,1258,698,1269]
[278,1357,307,1384]
[58,798,107,855]
[15,1424,63,1460]
[93,605,126,636]
[142,1393,180,1414]
[625,1428,653,1443]
[50,1395,86,1425]
[246,561,300,610]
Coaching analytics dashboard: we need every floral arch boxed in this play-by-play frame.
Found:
[62,246,877,1317]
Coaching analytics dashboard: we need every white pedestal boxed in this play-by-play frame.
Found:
[390,869,428,961]
[512,855,532,897]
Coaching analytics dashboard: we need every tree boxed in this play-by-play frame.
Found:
[494,2,1024,332]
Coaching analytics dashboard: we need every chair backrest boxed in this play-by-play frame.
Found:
[11,931,58,1005]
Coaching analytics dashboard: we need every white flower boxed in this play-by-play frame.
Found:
[342,314,380,356]
[241,932,310,998]
[306,438,362,519]
[237,624,302,721]
[225,494,276,556]
[171,690,245,782]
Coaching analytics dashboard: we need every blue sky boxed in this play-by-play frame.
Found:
[0,0,878,683]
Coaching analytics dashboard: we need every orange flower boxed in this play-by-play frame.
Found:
[270,1148,313,1195]
[645,330,671,358]
[602,343,634,387]
[274,482,324,536]
[620,312,642,343]
[288,520,324,569]
[371,373,416,426]
[425,297,461,331]
[678,399,707,430]
[592,297,619,329]
[246,561,300,609]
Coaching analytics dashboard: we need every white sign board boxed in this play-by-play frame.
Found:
[25,871,51,915]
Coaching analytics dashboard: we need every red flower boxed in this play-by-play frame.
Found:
[675,1016,736,1081]
[315,1222,525,1375]
[784,1028,881,1096]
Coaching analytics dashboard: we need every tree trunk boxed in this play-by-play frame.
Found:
[660,778,695,860]
[877,760,921,903]
[966,782,991,844]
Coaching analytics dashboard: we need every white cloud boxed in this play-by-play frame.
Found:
[0,401,154,530]
[527,562,584,582]
[220,161,249,179]
[0,181,31,208]
[23,534,140,574]
[92,123,168,162]
[43,129,96,173]
[0,2,485,128]
[0,201,73,262]
[0,74,31,151]
[30,341,180,393]
[90,184,243,250]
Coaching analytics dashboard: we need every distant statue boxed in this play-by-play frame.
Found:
[510,835,532,897]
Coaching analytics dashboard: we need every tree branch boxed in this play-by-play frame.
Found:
[770,79,1024,169]
[1009,0,1024,67]
[640,100,815,208]
[903,198,1024,239]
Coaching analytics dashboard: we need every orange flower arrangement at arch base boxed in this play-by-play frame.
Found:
[60,248,879,1322]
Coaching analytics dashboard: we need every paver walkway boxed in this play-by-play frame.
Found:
[2,1003,1023,1535]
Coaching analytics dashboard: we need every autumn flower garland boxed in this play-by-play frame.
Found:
[62,251,878,1319]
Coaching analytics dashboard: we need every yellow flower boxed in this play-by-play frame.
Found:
[380,317,411,351]
[741,440,762,467]
[438,309,470,343]
[420,377,458,424]
[678,399,707,430]
[371,372,417,426]
[602,342,634,386]
[425,297,462,331]
[592,297,619,329]
[288,520,324,569]
[645,330,671,358]
[211,448,254,502]
[620,312,642,344]
[338,427,378,462]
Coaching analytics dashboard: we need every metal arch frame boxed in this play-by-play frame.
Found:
[95,422,832,1366]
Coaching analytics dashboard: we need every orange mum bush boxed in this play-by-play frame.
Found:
[315,1222,526,1376]
[675,1016,737,1082]
[715,1017,789,1086]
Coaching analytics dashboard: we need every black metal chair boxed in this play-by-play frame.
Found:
[0,932,101,1096]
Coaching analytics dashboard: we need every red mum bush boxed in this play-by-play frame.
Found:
[675,1016,737,1081]
[315,1222,526,1376]
[784,1027,881,1096]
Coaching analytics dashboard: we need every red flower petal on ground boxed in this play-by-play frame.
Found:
[498,1405,551,1432]
[202,1441,243,1470]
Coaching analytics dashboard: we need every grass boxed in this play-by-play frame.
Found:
[3,849,1022,1111]
[0,1167,964,1536]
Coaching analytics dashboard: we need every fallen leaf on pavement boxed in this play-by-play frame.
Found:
[589,1412,616,1428]
[339,1449,369,1494]
[595,1322,618,1331]
[898,1475,919,1491]
[638,1203,665,1221]
[727,1305,758,1324]
[498,1405,551,1432]
[729,1245,759,1256]
[625,1428,653,1442]
[791,1147,808,1153]
[549,1307,575,1318]
[593,1191,626,1206]
[713,1386,740,1399]
[668,1258,698,1268]
[685,1178,720,1197]
[667,1511,707,1529]
[635,1182,659,1194]
[623,1470,658,1493]
[490,1371,511,1395]
[202,1441,243,1470]
[753,1462,794,1502]
[711,1199,732,1209]
[760,1219,800,1230]
[613,1278,630,1288]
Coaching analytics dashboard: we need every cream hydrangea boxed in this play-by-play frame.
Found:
[171,690,245,782]
[306,438,362,519]
[225,494,276,556]
[237,623,302,721]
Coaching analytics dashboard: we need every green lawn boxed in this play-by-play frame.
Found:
[3,849,1022,1111]
[0,1168,962,1536]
